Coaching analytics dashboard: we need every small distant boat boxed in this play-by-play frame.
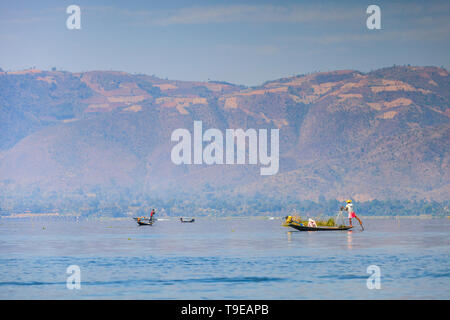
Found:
[284,222,352,231]
[180,218,195,223]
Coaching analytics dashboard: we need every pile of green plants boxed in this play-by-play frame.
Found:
[316,218,336,227]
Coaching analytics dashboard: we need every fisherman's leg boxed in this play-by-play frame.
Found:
[349,218,353,227]
[355,215,364,230]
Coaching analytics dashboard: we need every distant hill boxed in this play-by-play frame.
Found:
[0,66,448,202]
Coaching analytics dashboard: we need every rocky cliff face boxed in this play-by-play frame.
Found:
[0,66,448,200]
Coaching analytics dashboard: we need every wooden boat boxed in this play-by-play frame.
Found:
[137,220,153,226]
[134,217,155,226]
[180,218,195,223]
[284,222,352,231]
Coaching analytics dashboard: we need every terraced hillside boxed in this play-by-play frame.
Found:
[0,66,448,201]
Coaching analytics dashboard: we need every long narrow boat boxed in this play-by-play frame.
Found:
[137,220,153,226]
[180,218,195,223]
[284,222,352,231]
[134,217,155,226]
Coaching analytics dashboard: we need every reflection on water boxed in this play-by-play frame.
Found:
[286,231,292,242]
[0,217,448,299]
[346,231,353,250]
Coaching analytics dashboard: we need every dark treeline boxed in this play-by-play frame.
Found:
[0,188,448,218]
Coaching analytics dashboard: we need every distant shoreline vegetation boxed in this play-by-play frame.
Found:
[0,191,448,218]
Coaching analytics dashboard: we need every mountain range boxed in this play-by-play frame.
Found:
[0,66,448,202]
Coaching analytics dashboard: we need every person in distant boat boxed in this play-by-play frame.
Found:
[343,199,364,230]
[150,209,155,220]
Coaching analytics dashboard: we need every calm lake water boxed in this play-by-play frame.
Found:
[0,217,449,299]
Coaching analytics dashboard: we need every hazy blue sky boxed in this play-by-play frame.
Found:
[0,0,449,85]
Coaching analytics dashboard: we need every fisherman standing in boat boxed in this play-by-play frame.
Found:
[344,200,364,230]
[150,208,155,221]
